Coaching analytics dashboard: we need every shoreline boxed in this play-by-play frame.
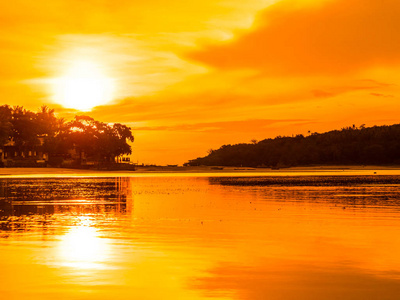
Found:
[1,165,400,178]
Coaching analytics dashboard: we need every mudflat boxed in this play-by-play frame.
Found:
[1,165,400,178]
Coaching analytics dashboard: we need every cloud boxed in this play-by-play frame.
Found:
[134,118,308,133]
[370,93,395,98]
[311,79,393,98]
[188,0,400,76]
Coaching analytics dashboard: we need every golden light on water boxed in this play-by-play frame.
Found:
[53,60,115,111]
[58,225,110,270]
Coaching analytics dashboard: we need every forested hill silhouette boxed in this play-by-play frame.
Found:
[186,124,400,167]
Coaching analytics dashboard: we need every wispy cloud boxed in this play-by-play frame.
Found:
[188,0,400,76]
[134,118,308,132]
[370,93,395,98]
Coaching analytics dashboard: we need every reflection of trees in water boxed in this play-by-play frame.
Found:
[208,176,400,208]
[209,175,400,186]
[0,178,133,234]
[0,178,130,201]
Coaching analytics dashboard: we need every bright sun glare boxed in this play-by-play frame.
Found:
[54,60,115,111]
[58,225,110,270]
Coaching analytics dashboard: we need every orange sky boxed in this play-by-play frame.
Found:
[1,0,400,164]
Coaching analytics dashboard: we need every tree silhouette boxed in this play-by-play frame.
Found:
[10,106,40,151]
[69,115,134,164]
[0,105,134,167]
[0,105,12,146]
[187,124,400,167]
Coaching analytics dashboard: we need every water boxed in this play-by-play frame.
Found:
[1,175,400,299]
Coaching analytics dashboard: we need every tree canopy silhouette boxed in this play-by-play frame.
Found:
[0,105,134,166]
[69,115,134,163]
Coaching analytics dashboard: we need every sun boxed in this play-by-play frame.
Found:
[53,60,115,111]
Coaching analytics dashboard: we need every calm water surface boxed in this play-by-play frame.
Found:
[1,175,400,299]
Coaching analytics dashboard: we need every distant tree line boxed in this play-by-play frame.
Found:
[186,124,400,167]
[0,105,134,166]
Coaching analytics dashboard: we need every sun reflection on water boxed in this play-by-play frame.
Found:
[58,223,110,270]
